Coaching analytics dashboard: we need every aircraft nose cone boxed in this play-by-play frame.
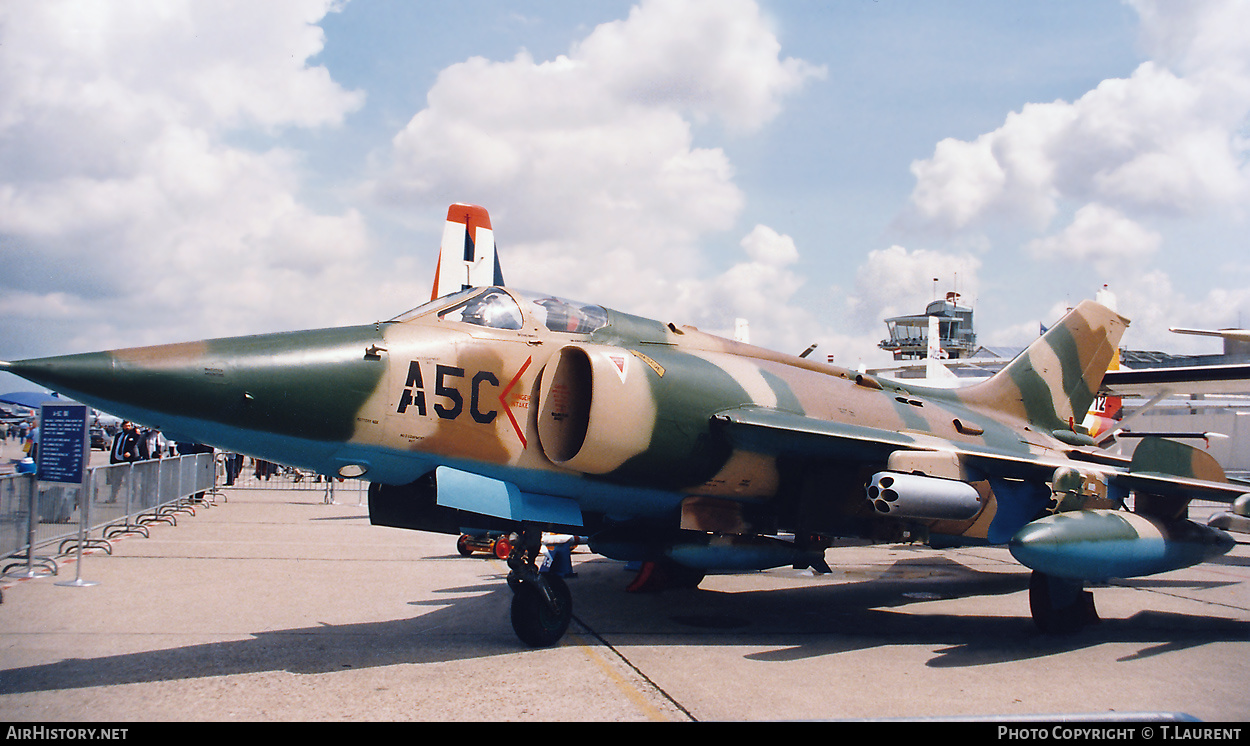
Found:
[6,352,123,400]
[6,344,216,424]
[5,327,388,443]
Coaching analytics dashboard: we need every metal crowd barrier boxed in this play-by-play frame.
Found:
[0,453,217,579]
[223,460,367,504]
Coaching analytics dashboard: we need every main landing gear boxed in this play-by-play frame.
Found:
[1029,571,1100,634]
[506,527,573,647]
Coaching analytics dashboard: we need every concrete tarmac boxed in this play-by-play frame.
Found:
[1,460,1247,722]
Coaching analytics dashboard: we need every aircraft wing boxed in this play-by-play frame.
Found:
[1110,469,1249,503]
[711,406,922,461]
[711,406,1249,504]
[712,405,1057,484]
[1101,363,1250,396]
[1169,327,1250,343]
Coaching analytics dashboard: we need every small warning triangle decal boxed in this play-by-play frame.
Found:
[609,354,628,382]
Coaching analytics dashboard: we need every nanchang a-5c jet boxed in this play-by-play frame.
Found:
[5,204,1247,647]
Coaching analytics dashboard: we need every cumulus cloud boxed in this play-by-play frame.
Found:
[897,0,1250,353]
[369,0,823,322]
[1097,271,1250,353]
[0,0,829,367]
[572,0,824,132]
[672,225,806,341]
[379,52,743,250]
[903,0,1250,245]
[0,0,376,353]
[846,245,981,331]
[907,101,1075,232]
[1130,0,1250,76]
[906,58,1250,233]
[1025,203,1162,272]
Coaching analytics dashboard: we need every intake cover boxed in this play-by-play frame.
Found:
[536,345,657,474]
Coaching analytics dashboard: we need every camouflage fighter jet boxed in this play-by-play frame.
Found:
[4,205,1247,646]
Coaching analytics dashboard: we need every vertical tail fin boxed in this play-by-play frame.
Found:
[960,300,1129,433]
[430,204,506,301]
[925,314,957,380]
[1082,347,1122,443]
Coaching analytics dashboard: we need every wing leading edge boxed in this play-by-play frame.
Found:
[711,405,1249,509]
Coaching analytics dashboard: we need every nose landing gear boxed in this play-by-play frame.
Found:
[506,528,573,647]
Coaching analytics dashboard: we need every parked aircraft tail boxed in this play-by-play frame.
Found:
[924,314,957,381]
[431,204,506,301]
[960,300,1129,437]
[1082,347,1122,444]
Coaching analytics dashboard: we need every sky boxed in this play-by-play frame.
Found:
[2,0,1249,397]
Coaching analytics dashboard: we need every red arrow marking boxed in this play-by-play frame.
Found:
[499,356,532,447]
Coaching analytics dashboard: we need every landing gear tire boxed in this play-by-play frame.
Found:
[510,574,572,648]
[494,534,513,561]
[1029,571,1100,634]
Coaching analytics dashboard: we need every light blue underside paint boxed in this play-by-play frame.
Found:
[434,466,583,527]
[985,477,1052,544]
[666,541,816,571]
[64,390,681,521]
[1008,537,1213,581]
[1007,511,1233,581]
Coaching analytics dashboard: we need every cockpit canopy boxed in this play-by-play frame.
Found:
[389,287,609,334]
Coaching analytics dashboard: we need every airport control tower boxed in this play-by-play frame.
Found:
[880,292,976,361]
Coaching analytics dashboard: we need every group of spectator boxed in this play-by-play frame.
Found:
[13,415,263,486]
[4,419,39,462]
[218,453,280,485]
[5,421,34,442]
[108,420,215,464]
[109,420,161,464]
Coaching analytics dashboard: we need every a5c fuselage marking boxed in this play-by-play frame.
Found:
[396,358,531,447]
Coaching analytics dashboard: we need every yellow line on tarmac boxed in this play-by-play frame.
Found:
[566,631,672,722]
[487,557,678,721]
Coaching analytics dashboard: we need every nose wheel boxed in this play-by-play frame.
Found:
[506,528,573,647]
[511,573,572,647]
